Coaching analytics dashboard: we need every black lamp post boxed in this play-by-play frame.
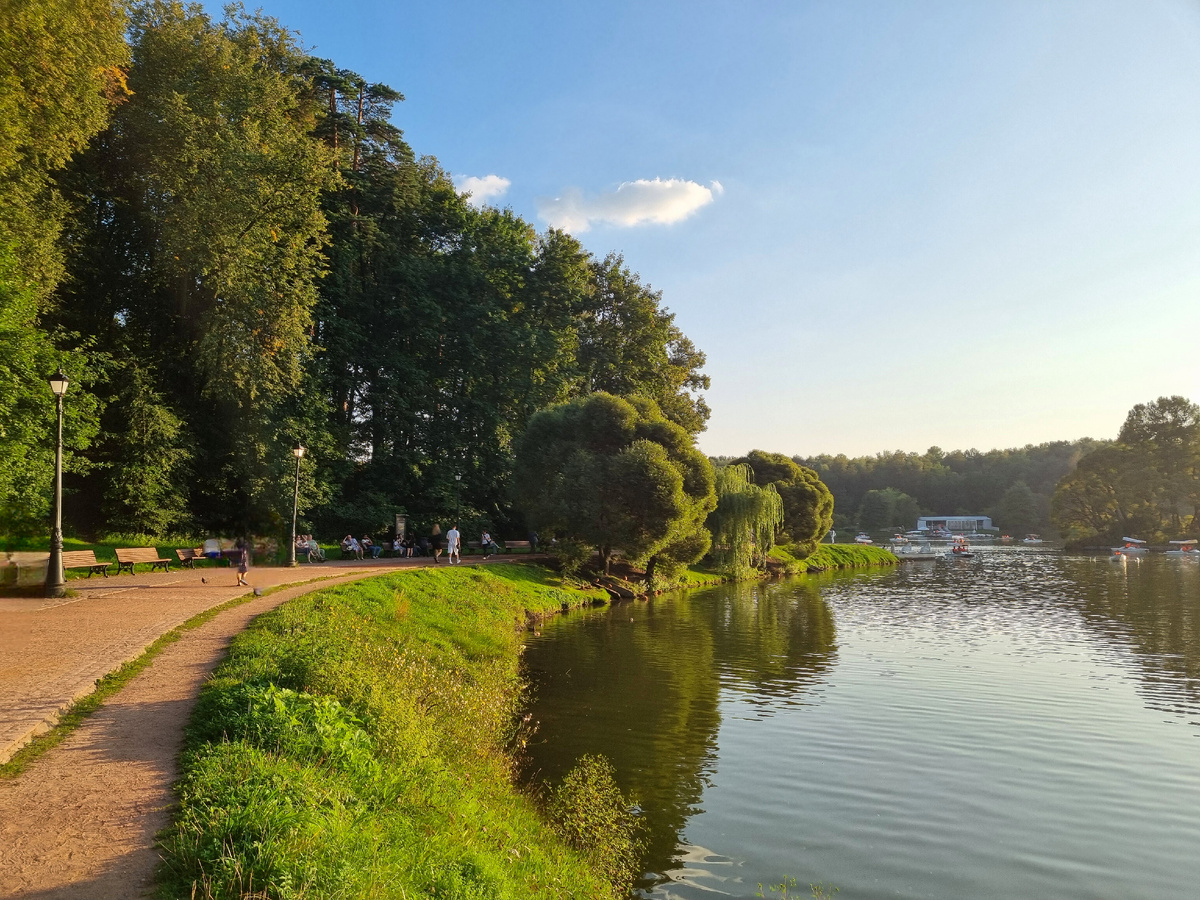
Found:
[287,443,305,567]
[454,473,462,523]
[45,369,69,598]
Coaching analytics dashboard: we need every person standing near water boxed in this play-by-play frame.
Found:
[446,523,461,565]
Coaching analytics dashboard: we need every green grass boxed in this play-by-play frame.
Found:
[769,542,897,574]
[159,564,624,900]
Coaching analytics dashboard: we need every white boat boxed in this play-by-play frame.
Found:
[889,534,909,546]
[1111,537,1149,556]
[896,543,940,561]
[854,533,874,545]
[1022,534,1044,545]
[1164,539,1200,557]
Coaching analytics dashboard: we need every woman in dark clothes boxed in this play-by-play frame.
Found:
[430,524,444,563]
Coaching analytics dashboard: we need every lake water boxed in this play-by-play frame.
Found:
[522,548,1200,899]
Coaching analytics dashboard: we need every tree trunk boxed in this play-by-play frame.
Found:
[645,554,658,583]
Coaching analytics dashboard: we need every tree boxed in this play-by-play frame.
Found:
[734,450,834,555]
[993,481,1039,535]
[512,393,715,575]
[706,464,784,575]
[855,487,920,533]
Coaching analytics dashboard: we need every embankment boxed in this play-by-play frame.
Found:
[768,542,899,575]
[159,565,624,899]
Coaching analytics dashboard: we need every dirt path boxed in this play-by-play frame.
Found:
[0,556,543,898]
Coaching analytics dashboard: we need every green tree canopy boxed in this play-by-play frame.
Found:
[733,450,834,555]
[512,393,715,575]
[707,463,784,575]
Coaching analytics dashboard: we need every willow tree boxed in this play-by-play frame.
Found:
[707,464,784,576]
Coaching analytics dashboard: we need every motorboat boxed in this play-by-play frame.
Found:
[1022,534,1044,544]
[855,533,874,545]
[946,536,974,559]
[1164,539,1200,557]
[1111,537,1149,556]
[889,534,909,546]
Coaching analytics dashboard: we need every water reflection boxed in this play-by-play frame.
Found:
[524,551,1200,899]
[523,576,841,888]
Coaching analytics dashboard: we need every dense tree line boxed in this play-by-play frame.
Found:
[1,1,711,543]
[1052,396,1199,545]
[797,440,1102,535]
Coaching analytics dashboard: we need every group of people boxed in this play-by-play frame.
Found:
[298,527,535,565]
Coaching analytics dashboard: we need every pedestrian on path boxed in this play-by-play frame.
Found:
[447,524,461,564]
[430,524,444,563]
[235,538,249,587]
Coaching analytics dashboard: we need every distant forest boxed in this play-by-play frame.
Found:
[791,441,1105,535]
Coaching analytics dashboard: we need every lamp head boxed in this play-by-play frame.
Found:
[455,474,462,482]
[48,369,69,397]
[293,443,306,459]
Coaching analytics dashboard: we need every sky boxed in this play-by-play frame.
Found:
[209,0,1200,457]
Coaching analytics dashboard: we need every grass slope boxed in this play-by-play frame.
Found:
[769,542,897,574]
[159,564,618,900]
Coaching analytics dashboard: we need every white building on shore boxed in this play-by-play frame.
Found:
[916,515,996,533]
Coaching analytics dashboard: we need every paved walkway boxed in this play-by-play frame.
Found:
[0,555,530,764]
[0,554,541,898]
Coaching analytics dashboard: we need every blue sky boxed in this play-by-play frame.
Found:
[220,0,1200,456]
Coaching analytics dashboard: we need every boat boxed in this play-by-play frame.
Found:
[998,535,1013,543]
[1164,539,1200,557]
[889,534,910,546]
[1112,537,1149,556]
[896,542,940,561]
[1022,534,1044,544]
[946,536,973,559]
[854,533,873,545]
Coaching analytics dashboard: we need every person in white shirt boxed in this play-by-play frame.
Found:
[446,524,461,565]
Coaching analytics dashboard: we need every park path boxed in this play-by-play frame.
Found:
[0,555,534,898]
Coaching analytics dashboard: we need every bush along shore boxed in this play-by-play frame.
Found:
[159,565,640,900]
[594,543,898,599]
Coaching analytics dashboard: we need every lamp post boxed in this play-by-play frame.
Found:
[45,369,69,598]
[454,473,462,523]
[287,443,305,567]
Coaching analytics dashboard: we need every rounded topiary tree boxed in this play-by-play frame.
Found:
[733,450,834,556]
[513,393,716,576]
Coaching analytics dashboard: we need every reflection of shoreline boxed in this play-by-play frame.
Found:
[1072,556,1200,724]
[521,578,839,892]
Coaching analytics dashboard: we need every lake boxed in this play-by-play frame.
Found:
[522,548,1200,899]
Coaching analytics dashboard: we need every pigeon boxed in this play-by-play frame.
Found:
[253,587,263,596]
[201,577,207,584]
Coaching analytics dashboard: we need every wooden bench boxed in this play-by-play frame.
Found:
[62,550,111,577]
[504,540,532,553]
[115,547,171,575]
[175,548,205,568]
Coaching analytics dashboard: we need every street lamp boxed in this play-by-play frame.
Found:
[45,370,69,598]
[454,473,462,523]
[287,443,305,567]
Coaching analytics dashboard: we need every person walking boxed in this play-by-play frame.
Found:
[447,523,461,565]
[430,524,444,563]
[235,537,250,587]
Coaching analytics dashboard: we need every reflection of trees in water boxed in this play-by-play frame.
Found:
[521,580,837,889]
[1074,559,1200,720]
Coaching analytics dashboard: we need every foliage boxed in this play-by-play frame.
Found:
[547,754,644,891]
[513,393,716,575]
[1052,396,1200,544]
[734,450,834,554]
[707,463,784,576]
[856,487,920,533]
[160,565,624,899]
[800,440,1102,535]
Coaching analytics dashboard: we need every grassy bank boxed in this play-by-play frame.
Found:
[768,542,898,575]
[159,564,628,899]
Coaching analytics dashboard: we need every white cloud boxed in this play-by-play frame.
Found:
[537,178,721,232]
[454,174,511,207]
